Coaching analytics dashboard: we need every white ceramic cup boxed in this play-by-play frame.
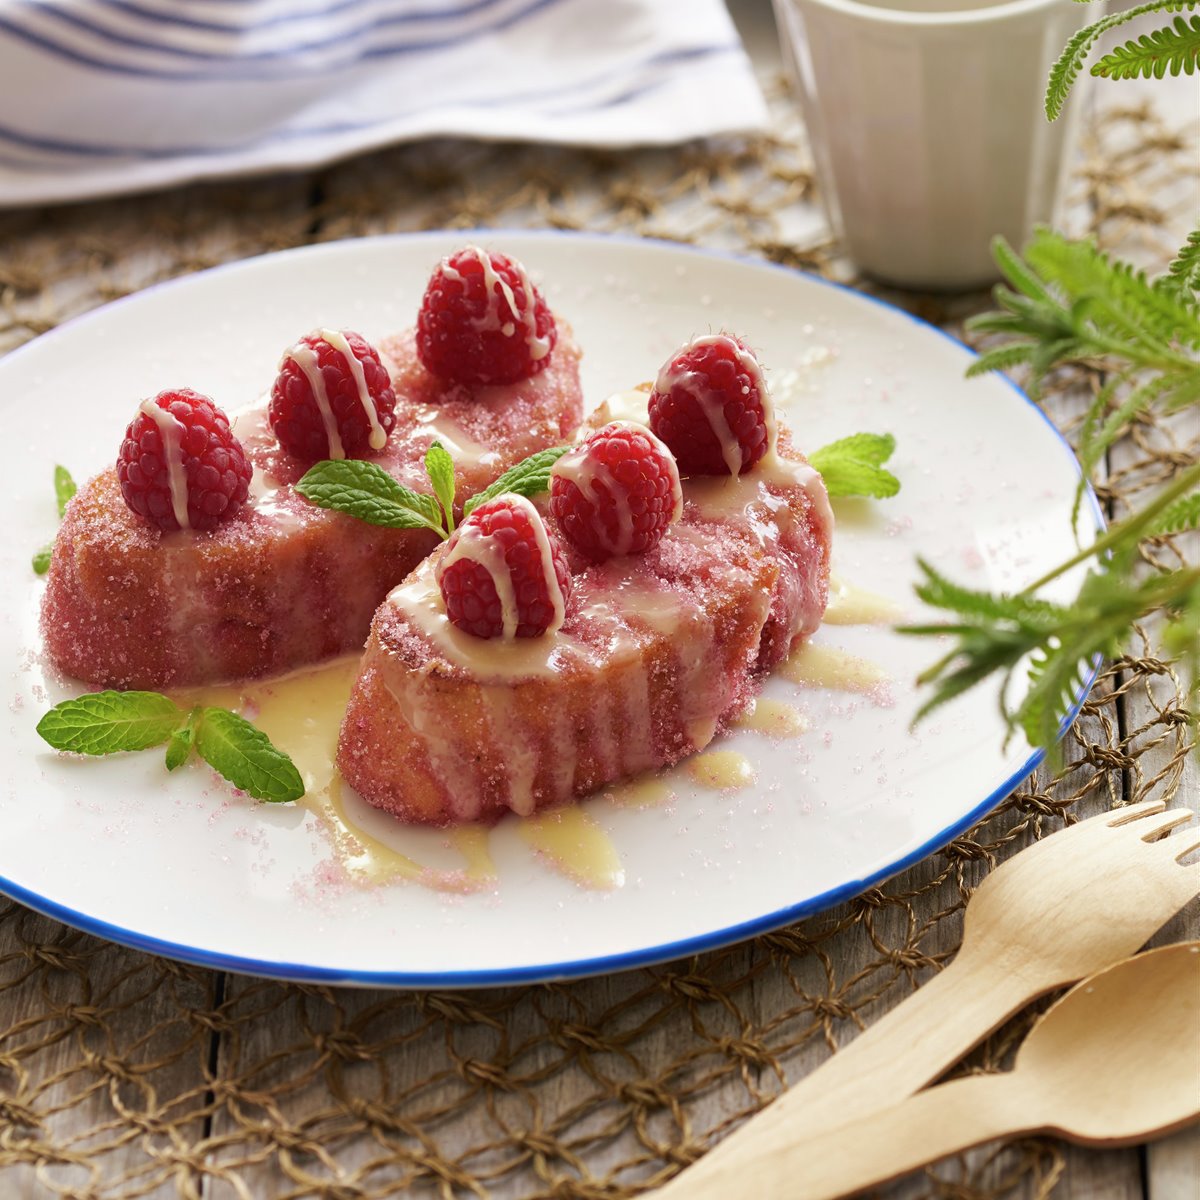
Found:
[773,0,1089,289]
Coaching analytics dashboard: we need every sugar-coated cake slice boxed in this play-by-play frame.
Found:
[337,431,832,825]
[41,327,583,689]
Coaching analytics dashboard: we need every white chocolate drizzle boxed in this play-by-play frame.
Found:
[436,494,566,640]
[824,575,902,625]
[593,387,652,428]
[388,574,588,678]
[685,447,834,547]
[442,245,552,362]
[282,340,344,460]
[551,421,682,557]
[138,398,191,530]
[320,328,388,451]
[228,399,303,531]
[414,409,499,471]
[655,334,772,476]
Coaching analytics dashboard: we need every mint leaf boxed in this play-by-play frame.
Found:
[463,445,571,518]
[37,691,183,755]
[32,465,77,576]
[810,432,900,499]
[193,708,304,803]
[425,440,457,536]
[165,710,198,771]
[295,459,445,534]
[54,465,76,519]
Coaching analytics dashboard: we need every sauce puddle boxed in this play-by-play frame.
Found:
[732,698,808,737]
[824,575,903,626]
[519,808,625,889]
[688,750,756,790]
[176,658,621,892]
[782,643,889,693]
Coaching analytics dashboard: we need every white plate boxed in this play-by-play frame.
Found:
[0,232,1096,986]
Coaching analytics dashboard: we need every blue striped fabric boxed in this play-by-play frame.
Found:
[0,0,768,205]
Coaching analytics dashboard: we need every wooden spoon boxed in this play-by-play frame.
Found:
[658,799,1199,1194]
[671,941,1200,1200]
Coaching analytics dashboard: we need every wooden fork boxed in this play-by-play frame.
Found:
[658,799,1200,1196]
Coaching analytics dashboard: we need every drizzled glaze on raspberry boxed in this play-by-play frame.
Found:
[416,247,557,386]
[649,334,774,476]
[550,421,682,561]
[270,329,396,461]
[116,388,252,532]
[436,494,571,639]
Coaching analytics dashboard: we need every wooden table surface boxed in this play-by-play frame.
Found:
[1,2,1197,1197]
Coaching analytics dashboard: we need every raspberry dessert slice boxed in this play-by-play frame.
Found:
[337,413,833,825]
[117,388,252,532]
[40,252,584,690]
[417,246,557,385]
[269,329,397,461]
[649,334,772,476]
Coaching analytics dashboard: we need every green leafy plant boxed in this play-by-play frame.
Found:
[37,691,304,802]
[1046,0,1199,120]
[905,225,1200,748]
[967,229,1200,515]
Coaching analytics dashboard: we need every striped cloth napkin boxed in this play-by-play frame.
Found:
[0,0,768,207]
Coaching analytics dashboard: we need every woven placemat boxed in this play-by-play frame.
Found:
[0,73,1196,1199]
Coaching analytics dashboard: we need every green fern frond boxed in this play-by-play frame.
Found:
[990,234,1053,302]
[1091,15,1200,79]
[1084,373,1178,476]
[1164,369,1200,410]
[1025,229,1200,352]
[912,560,1067,629]
[965,344,1037,378]
[1020,647,1096,753]
[1165,227,1200,294]
[1152,492,1200,534]
[1046,0,1190,118]
[1072,372,1131,531]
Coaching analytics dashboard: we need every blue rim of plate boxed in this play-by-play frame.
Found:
[0,229,1105,988]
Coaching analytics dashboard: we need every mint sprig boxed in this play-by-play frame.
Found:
[165,710,197,771]
[810,432,900,499]
[36,691,182,755]
[462,446,571,518]
[32,464,77,575]
[294,459,445,534]
[37,692,304,803]
[296,444,571,536]
[192,709,305,803]
[55,465,77,516]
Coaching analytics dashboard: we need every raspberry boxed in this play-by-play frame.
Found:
[648,334,773,476]
[416,246,557,386]
[436,494,571,639]
[270,329,396,461]
[550,422,682,562]
[117,388,252,532]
